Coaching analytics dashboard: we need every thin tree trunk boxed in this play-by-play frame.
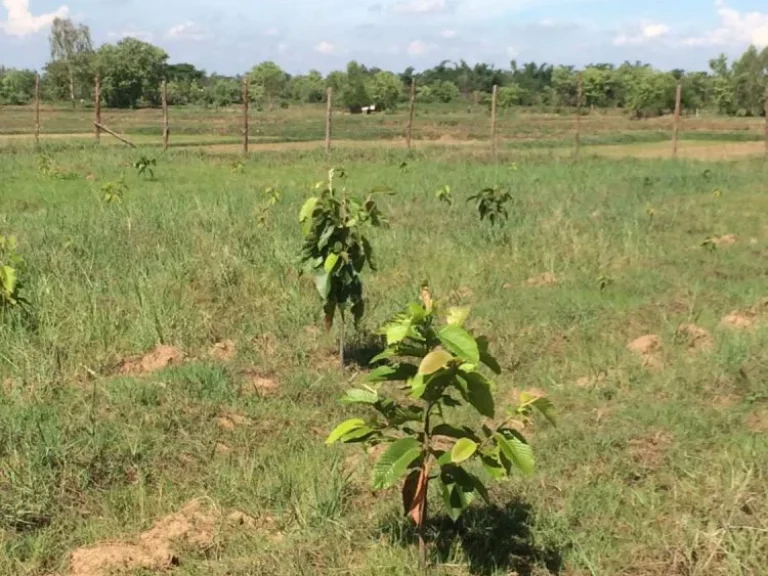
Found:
[69,68,76,110]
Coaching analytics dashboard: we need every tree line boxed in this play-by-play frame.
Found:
[1,17,767,118]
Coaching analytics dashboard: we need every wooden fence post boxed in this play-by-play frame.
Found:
[575,72,583,158]
[34,73,40,147]
[242,78,249,156]
[490,84,498,157]
[672,82,682,158]
[325,87,333,154]
[162,79,169,151]
[94,74,101,143]
[407,80,416,149]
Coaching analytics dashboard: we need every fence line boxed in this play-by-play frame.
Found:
[15,82,768,161]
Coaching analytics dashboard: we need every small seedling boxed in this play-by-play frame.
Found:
[327,284,554,569]
[0,235,28,310]
[712,188,722,199]
[645,203,656,221]
[299,168,392,368]
[256,186,282,227]
[102,179,128,204]
[701,236,717,251]
[597,274,613,292]
[468,186,511,226]
[435,185,453,206]
[231,161,245,174]
[133,155,157,179]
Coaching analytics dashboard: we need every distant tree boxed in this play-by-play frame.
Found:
[48,17,94,108]
[0,69,36,104]
[341,61,370,111]
[497,83,526,108]
[432,80,460,103]
[369,71,403,110]
[290,70,325,103]
[95,38,169,108]
[249,61,287,110]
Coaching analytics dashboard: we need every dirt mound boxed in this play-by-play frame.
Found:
[209,340,237,362]
[713,234,737,246]
[216,412,252,431]
[627,334,662,369]
[628,430,674,469]
[239,370,280,396]
[69,499,217,576]
[676,324,713,352]
[118,345,184,376]
[526,272,558,287]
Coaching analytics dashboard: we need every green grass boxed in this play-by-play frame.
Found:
[1,142,767,576]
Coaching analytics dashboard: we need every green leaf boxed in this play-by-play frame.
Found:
[326,419,366,445]
[480,454,506,480]
[418,349,453,375]
[341,426,375,442]
[438,324,480,364]
[315,271,331,299]
[299,197,318,234]
[340,388,379,405]
[520,393,557,426]
[495,432,535,475]
[451,438,478,463]
[463,371,495,418]
[476,336,502,375]
[366,363,418,383]
[409,374,426,399]
[324,252,340,273]
[386,322,411,345]
[446,307,470,326]
[0,265,17,296]
[372,438,423,490]
[369,347,396,364]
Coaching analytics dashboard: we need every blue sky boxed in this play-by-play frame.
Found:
[2,0,767,74]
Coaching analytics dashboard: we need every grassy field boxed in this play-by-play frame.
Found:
[1,133,767,576]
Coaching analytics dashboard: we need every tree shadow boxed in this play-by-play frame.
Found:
[343,331,387,369]
[379,499,565,576]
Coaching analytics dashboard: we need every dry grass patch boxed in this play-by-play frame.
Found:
[117,345,184,376]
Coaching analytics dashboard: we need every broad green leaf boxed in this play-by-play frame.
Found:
[418,349,453,375]
[495,433,535,475]
[386,322,411,345]
[480,454,506,479]
[409,374,426,399]
[326,418,366,445]
[431,424,478,441]
[438,477,476,522]
[451,438,478,463]
[299,197,318,234]
[476,336,502,375]
[369,347,396,364]
[519,393,557,426]
[340,388,379,405]
[446,307,470,326]
[372,438,422,490]
[324,252,340,273]
[341,426,375,442]
[438,325,479,364]
[366,363,418,383]
[0,265,16,295]
[315,271,331,299]
[463,371,495,418]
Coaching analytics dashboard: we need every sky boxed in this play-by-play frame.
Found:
[1,0,768,74]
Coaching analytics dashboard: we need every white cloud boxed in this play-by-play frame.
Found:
[506,46,519,58]
[166,21,209,41]
[107,29,153,42]
[264,27,279,37]
[407,39,437,55]
[315,40,336,54]
[0,0,68,37]
[393,0,446,14]
[441,28,456,39]
[680,0,768,47]
[614,21,670,46]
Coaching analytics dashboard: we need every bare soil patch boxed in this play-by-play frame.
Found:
[239,369,280,397]
[118,345,184,376]
[69,499,217,576]
[526,272,558,287]
[627,334,663,369]
[676,324,713,352]
[628,431,674,470]
[209,340,237,362]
